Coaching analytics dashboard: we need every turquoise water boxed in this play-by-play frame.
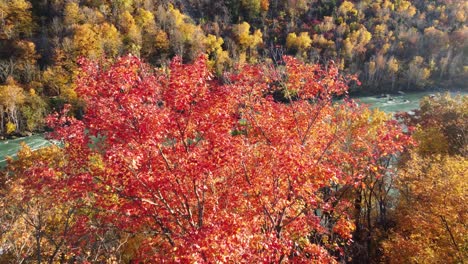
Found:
[0,91,465,166]
[0,134,51,166]
[350,91,466,113]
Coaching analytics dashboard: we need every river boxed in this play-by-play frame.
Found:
[0,134,51,166]
[0,91,465,166]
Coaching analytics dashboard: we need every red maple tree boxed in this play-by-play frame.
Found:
[36,55,411,262]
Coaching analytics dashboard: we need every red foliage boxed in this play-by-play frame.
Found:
[38,55,410,262]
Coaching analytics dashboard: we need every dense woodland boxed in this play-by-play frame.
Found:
[0,0,466,263]
[0,0,467,136]
[0,54,466,263]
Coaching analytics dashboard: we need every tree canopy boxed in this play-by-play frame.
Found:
[0,55,412,262]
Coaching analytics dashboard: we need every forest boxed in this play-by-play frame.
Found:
[0,0,467,136]
[0,0,467,263]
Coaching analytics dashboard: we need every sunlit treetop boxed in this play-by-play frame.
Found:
[37,55,412,262]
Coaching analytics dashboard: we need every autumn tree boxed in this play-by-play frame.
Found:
[406,56,431,89]
[1,0,468,136]
[158,4,206,61]
[20,88,47,132]
[286,32,312,57]
[204,34,230,74]
[63,1,83,27]
[119,11,142,56]
[99,23,123,58]
[0,77,25,134]
[0,144,72,263]
[382,94,467,263]
[25,55,412,262]
[241,0,262,19]
[382,154,467,263]
[71,24,103,59]
[0,0,34,40]
[342,26,372,63]
[285,0,311,24]
[386,56,399,91]
[0,143,134,263]
[232,22,263,63]
[338,1,359,23]
[400,93,467,156]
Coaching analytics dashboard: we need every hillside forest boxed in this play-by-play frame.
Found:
[0,0,467,136]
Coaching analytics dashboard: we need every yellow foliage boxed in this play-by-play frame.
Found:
[72,24,102,58]
[382,0,394,11]
[16,40,38,65]
[387,57,399,74]
[381,43,391,54]
[374,24,387,39]
[418,94,468,155]
[342,38,353,58]
[168,4,185,27]
[154,29,170,52]
[413,126,449,155]
[338,0,358,19]
[383,94,467,262]
[154,30,169,52]
[396,0,416,17]
[312,34,334,48]
[407,56,431,87]
[241,0,261,17]
[234,22,251,48]
[344,26,372,56]
[354,27,372,46]
[233,22,263,51]
[286,32,312,54]
[164,4,205,58]
[178,23,200,42]
[204,34,230,73]
[135,8,155,29]
[64,1,82,26]
[42,66,72,97]
[121,11,136,31]
[286,0,310,17]
[286,33,297,49]
[99,23,123,57]
[238,52,247,65]
[383,154,467,263]
[12,143,63,169]
[6,121,15,134]
[0,78,26,111]
[205,34,224,54]
[251,29,263,47]
[88,153,105,172]
[0,0,33,39]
